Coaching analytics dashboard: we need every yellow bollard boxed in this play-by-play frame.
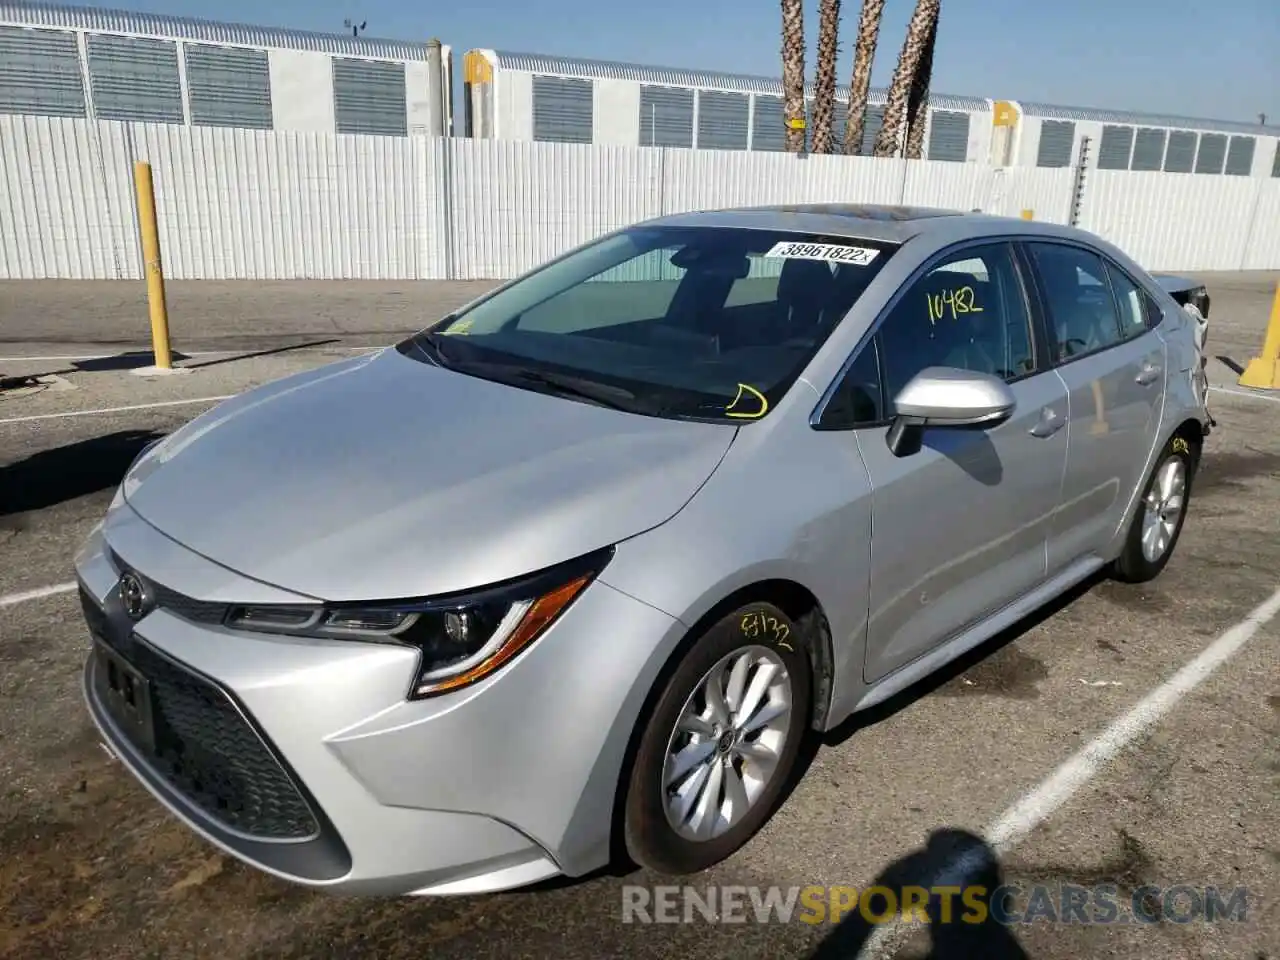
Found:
[1020,209,1034,220]
[133,161,172,370]
[1238,283,1280,390]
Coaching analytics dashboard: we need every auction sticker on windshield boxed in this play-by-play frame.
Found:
[764,241,880,265]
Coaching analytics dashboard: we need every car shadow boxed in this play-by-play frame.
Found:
[774,571,1101,814]
[806,827,1031,959]
[0,429,164,517]
[831,573,1098,747]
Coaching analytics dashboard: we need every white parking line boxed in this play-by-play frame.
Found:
[0,581,77,608]
[1210,385,1280,404]
[0,395,233,425]
[860,582,1280,958]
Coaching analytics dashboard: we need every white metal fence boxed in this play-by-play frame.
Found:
[2,114,1278,281]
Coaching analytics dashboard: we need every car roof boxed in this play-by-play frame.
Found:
[640,203,1096,247]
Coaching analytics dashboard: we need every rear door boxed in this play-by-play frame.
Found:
[831,241,1069,684]
[1020,241,1167,575]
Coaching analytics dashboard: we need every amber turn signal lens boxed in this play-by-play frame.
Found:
[419,574,593,696]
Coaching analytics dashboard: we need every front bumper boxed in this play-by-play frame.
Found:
[76,502,681,895]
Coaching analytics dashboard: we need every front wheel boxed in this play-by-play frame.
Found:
[622,603,811,875]
[1111,435,1195,583]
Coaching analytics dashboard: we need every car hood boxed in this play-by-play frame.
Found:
[123,347,735,601]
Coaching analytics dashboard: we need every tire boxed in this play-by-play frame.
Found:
[1111,434,1196,583]
[622,602,812,875]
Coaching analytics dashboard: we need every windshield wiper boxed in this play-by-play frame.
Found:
[507,369,640,412]
[416,329,458,365]
[409,338,640,412]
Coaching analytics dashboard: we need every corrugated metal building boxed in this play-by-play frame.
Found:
[462,48,1280,180]
[1,1,1275,180]
[461,49,992,163]
[1012,101,1278,179]
[0,0,453,136]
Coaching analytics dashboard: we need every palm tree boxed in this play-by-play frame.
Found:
[781,0,806,152]
[903,2,938,159]
[811,0,842,154]
[873,0,939,158]
[843,0,886,155]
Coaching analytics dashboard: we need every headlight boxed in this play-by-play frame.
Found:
[223,547,613,699]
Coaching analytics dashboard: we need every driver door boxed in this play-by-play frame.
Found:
[843,242,1070,683]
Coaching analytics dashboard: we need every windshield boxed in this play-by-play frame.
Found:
[401,225,899,423]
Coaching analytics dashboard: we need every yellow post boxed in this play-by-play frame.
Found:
[1020,209,1034,220]
[133,161,172,370]
[1238,283,1280,390]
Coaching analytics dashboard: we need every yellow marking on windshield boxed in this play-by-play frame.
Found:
[926,286,984,325]
[725,382,769,419]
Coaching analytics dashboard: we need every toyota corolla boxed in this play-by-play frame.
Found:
[76,204,1211,896]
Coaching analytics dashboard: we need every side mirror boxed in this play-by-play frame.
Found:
[886,367,1016,457]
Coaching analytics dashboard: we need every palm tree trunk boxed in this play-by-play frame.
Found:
[781,0,807,153]
[872,0,939,158]
[903,2,938,159]
[843,0,886,155]
[811,0,841,154]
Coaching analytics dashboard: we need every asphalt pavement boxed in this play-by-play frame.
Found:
[0,274,1277,960]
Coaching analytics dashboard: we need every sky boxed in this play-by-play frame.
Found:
[75,0,1279,125]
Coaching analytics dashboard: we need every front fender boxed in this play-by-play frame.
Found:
[598,405,875,733]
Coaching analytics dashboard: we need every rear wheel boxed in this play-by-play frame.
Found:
[1111,435,1195,583]
[622,603,811,875]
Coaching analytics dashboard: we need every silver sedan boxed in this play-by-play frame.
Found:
[76,204,1211,895]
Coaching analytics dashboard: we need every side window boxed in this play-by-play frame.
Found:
[1028,244,1125,360]
[1142,291,1166,330]
[825,336,884,427]
[1102,261,1151,340]
[878,243,1035,414]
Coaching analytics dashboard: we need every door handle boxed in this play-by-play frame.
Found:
[1135,362,1162,386]
[1029,406,1065,438]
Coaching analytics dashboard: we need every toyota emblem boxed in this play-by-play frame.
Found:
[118,572,150,621]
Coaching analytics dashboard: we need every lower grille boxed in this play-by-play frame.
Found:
[85,593,319,841]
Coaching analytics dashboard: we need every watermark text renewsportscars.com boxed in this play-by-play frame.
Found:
[620,884,1250,926]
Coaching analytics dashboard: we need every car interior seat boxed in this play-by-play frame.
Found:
[917,272,999,377]
[774,257,837,345]
[1037,257,1110,358]
[878,274,953,390]
[820,264,876,333]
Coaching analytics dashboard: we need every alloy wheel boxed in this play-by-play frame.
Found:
[661,645,793,842]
